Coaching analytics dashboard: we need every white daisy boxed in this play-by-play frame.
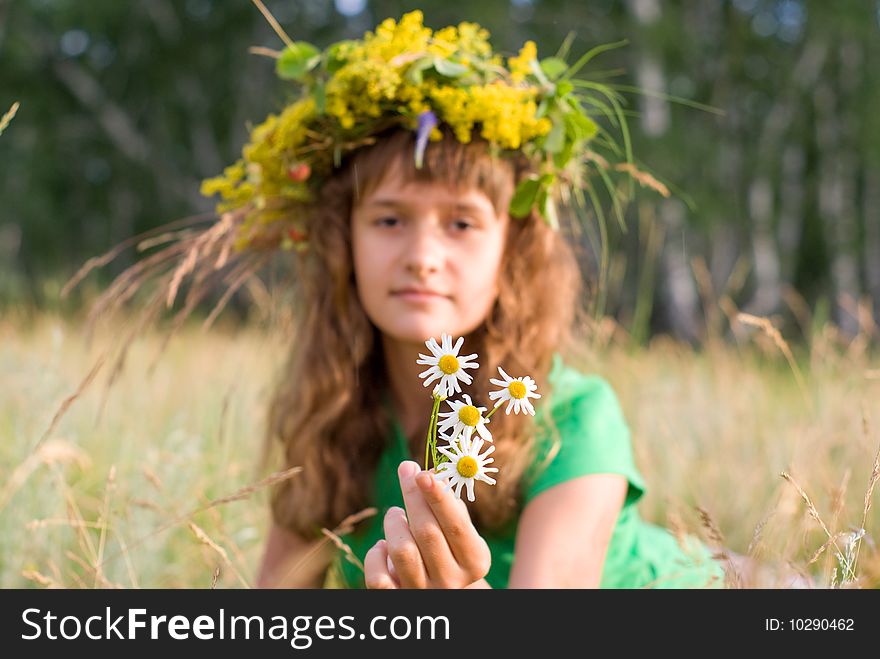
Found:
[434,436,498,502]
[436,393,492,443]
[416,333,479,399]
[488,366,541,415]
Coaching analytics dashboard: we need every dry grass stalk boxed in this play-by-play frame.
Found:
[166,223,217,308]
[1,440,90,512]
[696,505,741,587]
[196,492,252,585]
[781,284,813,341]
[143,465,164,491]
[807,532,843,565]
[737,313,812,410]
[251,0,294,48]
[86,243,189,322]
[202,255,268,330]
[211,566,221,589]
[321,528,364,572]
[61,214,214,299]
[780,471,852,582]
[248,46,281,59]
[276,507,378,587]
[21,569,61,589]
[614,163,670,197]
[747,506,776,557]
[110,527,141,589]
[585,149,610,170]
[60,551,123,589]
[853,407,879,574]
[130,498,162,512]
[136,228,199,252]
[690,255,719,340]
[202,466,303,509]
[188,521,250,588]
[36,356,105,450]
[0,101,19,135]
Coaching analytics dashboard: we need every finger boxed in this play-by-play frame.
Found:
[416,470,491,580]
[397,461,457,585]
[364,540,398,589]
[383,506,429,589]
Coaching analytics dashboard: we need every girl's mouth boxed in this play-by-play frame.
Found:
[392,289,449,303]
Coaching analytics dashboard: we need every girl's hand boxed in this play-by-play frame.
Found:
[364,460,492,589]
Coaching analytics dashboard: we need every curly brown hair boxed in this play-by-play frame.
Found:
[266,127,585,537]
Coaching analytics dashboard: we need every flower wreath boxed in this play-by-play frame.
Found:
[199,8,667,254]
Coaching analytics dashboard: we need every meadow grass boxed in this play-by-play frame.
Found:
[1,310,877,588]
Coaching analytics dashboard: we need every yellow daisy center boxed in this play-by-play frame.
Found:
[508,381,527,399]
[438,354,459,374]
[458,405,481,427]
[457,456,479,479]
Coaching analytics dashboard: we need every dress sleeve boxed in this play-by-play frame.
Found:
[523,366,646,506]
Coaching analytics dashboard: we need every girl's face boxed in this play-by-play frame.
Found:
[351,161,509,345]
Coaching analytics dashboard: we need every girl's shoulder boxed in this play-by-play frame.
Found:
[543,352,620,413]
[525,352,646,505]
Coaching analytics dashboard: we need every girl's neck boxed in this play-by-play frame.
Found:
[381,334,435,444]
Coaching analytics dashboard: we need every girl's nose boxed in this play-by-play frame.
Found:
[403,222,444,278]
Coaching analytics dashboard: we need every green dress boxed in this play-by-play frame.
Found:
[332,354,725,588]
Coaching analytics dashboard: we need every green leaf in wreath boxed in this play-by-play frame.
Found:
[406,56,435,85]
[564,109,598,142]
[276,42,321,81]
[311,83,326,113]
[433,57,469,78]
[539,57,568,81]
[544,112,566,154]
[554,80,574,97]
[509,177,542,219]
[536,186,559,230]
[326,41,353,74]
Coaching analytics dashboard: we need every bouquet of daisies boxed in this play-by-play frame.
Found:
[416,333,541,502]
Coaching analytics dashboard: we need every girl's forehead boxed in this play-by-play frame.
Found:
[361,182,499,218]
[358,171,498,213]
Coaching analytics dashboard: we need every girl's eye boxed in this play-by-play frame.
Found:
[451,219,475,232]
[375,216,400,227]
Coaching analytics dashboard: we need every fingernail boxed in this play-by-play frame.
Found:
[416,471,434,491]
[398,461,418,479]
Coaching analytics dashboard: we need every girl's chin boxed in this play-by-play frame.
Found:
[378,318,469,345]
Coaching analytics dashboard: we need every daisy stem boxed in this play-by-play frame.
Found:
[485,401,502,421]
[425,395,441,471]
[431,409,440,468]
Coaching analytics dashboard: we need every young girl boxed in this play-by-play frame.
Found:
[190,11,726,589]
[255,127,724,589]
